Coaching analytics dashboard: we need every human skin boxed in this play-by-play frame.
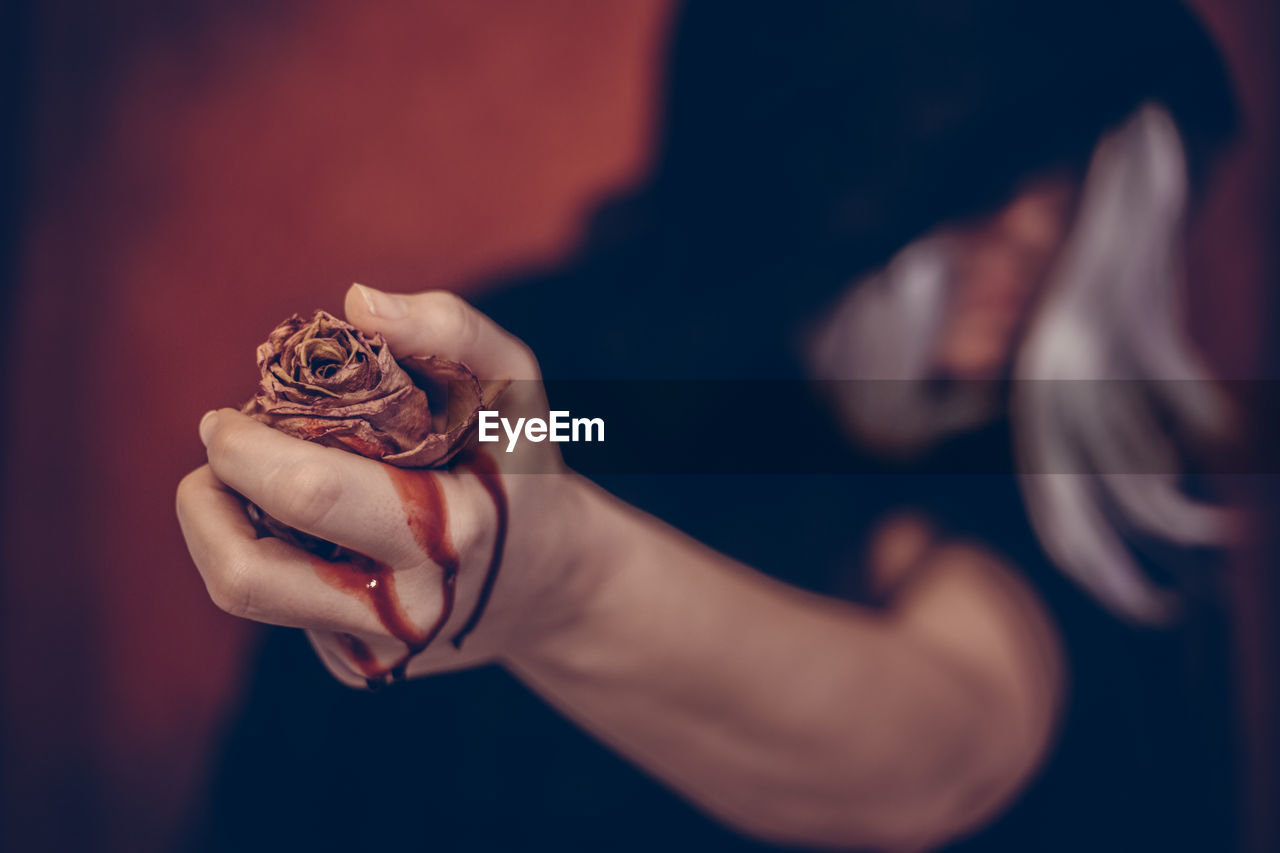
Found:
[177,283,1064,852]
[933,173,1080,379]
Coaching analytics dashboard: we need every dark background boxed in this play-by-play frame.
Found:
[1,2,1275,851]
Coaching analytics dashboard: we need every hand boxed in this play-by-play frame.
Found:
[176,285,592,688]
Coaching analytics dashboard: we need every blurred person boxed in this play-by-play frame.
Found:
[176,1,1241,851]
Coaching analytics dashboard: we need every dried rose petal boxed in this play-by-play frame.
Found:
[239,309,505,551]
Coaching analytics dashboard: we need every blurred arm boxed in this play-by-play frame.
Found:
[507,479,1064,852]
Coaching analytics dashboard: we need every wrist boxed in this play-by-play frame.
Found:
[501,472,625,671]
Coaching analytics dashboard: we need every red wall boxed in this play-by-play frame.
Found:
[2,3,672,849]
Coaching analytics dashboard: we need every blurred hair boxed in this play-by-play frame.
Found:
[637,1,1236,304]
[809,104,1232,623]
[575,1,1238,385]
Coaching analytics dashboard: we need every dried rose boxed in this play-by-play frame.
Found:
[239,309,505,553]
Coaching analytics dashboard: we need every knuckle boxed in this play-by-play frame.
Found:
[419,290,478,348]
[509,337,540,378]
[174,469,201,516]
[205,418,249,470]
[266,457,344,530]
[207,556,253,618]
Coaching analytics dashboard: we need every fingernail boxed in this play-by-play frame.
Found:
[353,283,408,319]
[199,410,219,447]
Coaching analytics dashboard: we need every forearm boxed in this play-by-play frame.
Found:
[504,477,1025,851]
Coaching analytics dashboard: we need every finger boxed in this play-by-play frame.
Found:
[199,408,414,564]
[176,465,388,635]
[344,283,539,381]
[306,630,370,689]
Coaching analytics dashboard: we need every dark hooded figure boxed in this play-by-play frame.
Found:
[195,2,1240,851]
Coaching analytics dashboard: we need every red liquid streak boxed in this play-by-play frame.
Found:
[310,468,459,686]
[307,452,505,682]
[449,451,508,649]
[386,466,461,660]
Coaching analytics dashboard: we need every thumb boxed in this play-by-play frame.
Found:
[344,283,538,381]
